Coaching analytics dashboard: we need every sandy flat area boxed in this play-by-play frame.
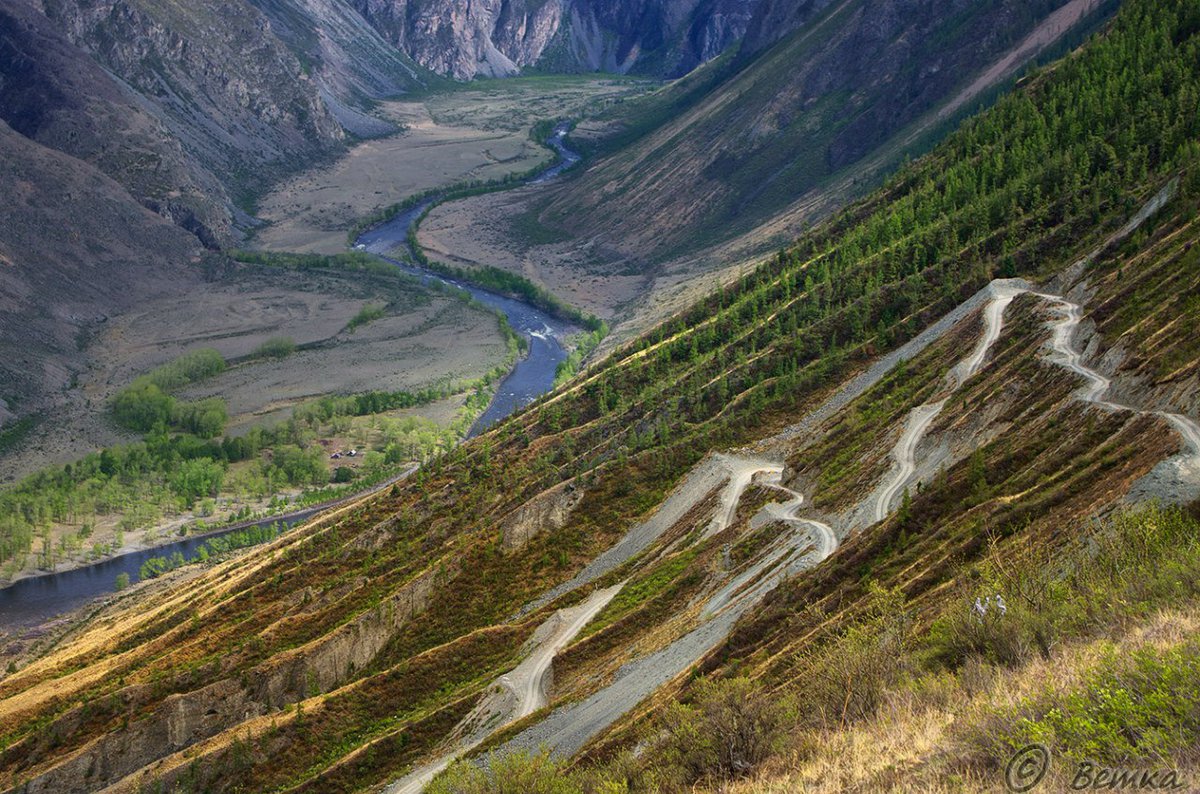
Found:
[179,298,506,425]
[252,78,652,255]
[252,102,545,254]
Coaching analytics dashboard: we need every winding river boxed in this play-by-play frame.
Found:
[356,121,580,437]
[0,124,583,630]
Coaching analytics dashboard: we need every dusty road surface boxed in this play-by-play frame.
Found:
[385,584,623,794]
[872,281,1024,522]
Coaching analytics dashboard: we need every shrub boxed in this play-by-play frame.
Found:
[347,303,386,332]
[252,336,297,360]
[143,348,226,390]
[112,380,175,431]
[927,505,1200,670]
[655,676,794,788]
[926,589,1032,668]
[428,750,582,794]
[962,640,1200,770]
[170,398,228,439]
[114,573,130,591]
[793,583,912,727]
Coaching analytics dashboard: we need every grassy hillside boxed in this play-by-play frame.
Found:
[1,0,1198,791]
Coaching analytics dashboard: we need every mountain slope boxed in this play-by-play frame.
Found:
[353,0,761,79]
[0,118,206,435]
[0,0,433,429]
[247,0,433,135]
[531,0,1115,272]
[1,0,1198,791]
[38,0,346,206]
[0,0,233,245]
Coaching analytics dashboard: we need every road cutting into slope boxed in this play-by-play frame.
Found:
[1034,291,1200,458]
[871,281,1025,522]
[503,584,626,719]
[386,583,623,794]
[391,187,1194,789]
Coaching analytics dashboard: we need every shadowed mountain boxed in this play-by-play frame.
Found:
[531,0,1115,272]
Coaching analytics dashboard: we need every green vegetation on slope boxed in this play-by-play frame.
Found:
[535,0,1117,263]
[0,242,536,572]
[441,505,1200,791]
[2,2,1198,790]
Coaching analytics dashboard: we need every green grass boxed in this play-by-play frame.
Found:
[971,639,1200,769]
[346,303,386,332]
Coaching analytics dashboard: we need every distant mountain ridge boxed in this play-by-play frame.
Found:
[353,0,763,79]
[0,0,429,431]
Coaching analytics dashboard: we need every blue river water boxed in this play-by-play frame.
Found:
[356,122,580,436]
[0,125,583,630]
[0,510,317,629]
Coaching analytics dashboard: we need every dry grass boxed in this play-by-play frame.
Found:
[729,606,1200,794]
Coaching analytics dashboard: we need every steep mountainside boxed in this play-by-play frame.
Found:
[2,1,1197,791]
[39,0,346,205]
[353,0,760,79]
[0,119,205,432]
[0,0,433,428]
[530,0,1115,270]
[247,0,432,135]
[0,0,232,245]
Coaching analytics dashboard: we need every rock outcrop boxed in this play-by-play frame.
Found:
[354,0,763,79]
[39,0,346,198]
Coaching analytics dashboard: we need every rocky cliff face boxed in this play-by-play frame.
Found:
[0,0,232,245]
[738,0,837,58]
[354,0,761,79]
[247,0,431,136]
[39,0,346,200]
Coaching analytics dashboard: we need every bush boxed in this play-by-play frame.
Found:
[252,336,297,360]
[926,590,1033,668]
[963,640,1200,770]
[927,505,1200,670]
[656,676,793,788]
[170,398,228,439]
[143,348,226,390]
[792,583,912,727]
[428,750,582,794]
[114,572,130,591]
[346,303,386,332]
[112,380,175,431]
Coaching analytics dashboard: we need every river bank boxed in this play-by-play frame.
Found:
[0,121,589,630]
